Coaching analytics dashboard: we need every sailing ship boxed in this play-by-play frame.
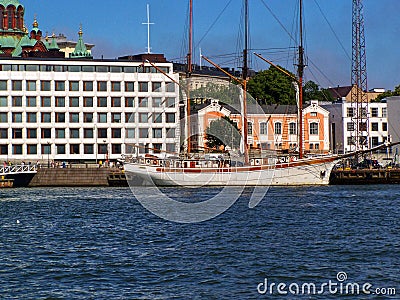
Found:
[123,0,341,186]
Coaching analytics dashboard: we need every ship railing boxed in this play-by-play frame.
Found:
[0,164,38,175]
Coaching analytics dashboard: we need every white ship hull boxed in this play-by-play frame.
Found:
[124,156,338,186]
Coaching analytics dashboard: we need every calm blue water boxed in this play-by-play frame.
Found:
[0,186,399,299]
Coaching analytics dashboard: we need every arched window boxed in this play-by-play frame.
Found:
[0,6,4,30]
[274,122,282,135]
[17,6,24,30]
[7,5,15,29]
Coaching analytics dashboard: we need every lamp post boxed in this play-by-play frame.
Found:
[47,141,50,168]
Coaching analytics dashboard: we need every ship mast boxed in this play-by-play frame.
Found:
[242,0,249,165]
[186,0,193,154]
[297,0,305,159]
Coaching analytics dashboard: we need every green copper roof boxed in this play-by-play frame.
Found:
[47,34,59,50]
[70,27,92,59]
[0,0,23,8]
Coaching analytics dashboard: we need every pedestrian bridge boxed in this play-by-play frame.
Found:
[0,164,38,176]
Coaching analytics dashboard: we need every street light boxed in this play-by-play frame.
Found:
[47,141,50,168]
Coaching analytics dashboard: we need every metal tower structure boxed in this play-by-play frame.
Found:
[350,0,369,153]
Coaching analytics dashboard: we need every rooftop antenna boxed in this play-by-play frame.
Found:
[142,4,154,54]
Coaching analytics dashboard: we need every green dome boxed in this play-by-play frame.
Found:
[0,0,23,8]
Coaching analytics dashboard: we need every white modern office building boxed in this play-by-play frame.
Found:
[322,100,388,154]
[0,58,180,163]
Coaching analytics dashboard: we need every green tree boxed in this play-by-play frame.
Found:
[374,84,400,102]
[247,66,296,105]
[205,116,241,150]
[303,80,334,102]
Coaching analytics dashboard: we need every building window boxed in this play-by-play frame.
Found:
[125,82,135,92]
[247,122,253,135]
[382,122,388,131]
[82,66,95,72]
[12,145,22,155]
[98,113,107,123]
[347,107,354,117]
[0,112,8,123]
[110,66,122,73]
[97,97,107,107]
[347,122,355,131]
[125,113,134,123]
[153,113,162,123]
[12,96,22,107]
[125,97,134,107]
[274,122,282,135]
[153,97,162,107]
[98,128,107,138]
[138,82,148,92]
[55,81,65,91]
[371,107,378,117]
[166,113,175,123]
[371,122,378,131]
[152,82,162,92]
[111,81,121,92]
[310,112,317,117]
[56,144,66,154]
[126,128,135,138]
[70,144,80,154]
[0,80,7,90]
[309,122,319,135]
[139,97,148,107]
[97,81,107,91]
[166,82,175,92]
[371,136,379,147]
[41,128,51,139]
[166,97,175,108]
[27,128,37,138]
[13,112,23,123]
[111,113,121,123]
[26,96,36,107]
[27,112,37,123]
[382,107,387,118]
[70,129,80,139]
[152,128,163,138]
[40,81,51,91]
[69,97,79,107]
[112,128,121,138]
[111,97,121,107]
[41,97,51,107]
[259,122,267,135]
[84,113,93,123]
[83,81,93,91]
[69,113,79,123]
[12,128,23,139]
[0,96,7,107]
[26,80,36,91]
[359,122,367,131]
[98,144,108,155]
[0,128,7,139]
[27,145,37,155]
[289,122,297,135]
[139,113,148,123]
[84,144,94,154]
[84,128,94,138]
[55,129,65,139]
[152,143,162,154]
[139,128,149,138]
[84,97,93,107]
[69,81,79,91]
[55,113,65,123]
[166,143,175,153]
[55,97,65,107]
[0,145,8,155]
[12,80,22,91]
[166,128,175,138]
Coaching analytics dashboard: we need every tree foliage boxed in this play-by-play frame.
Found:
[303,80,334,102]
[205,116,241,150]
[247,66,296,105]
[374,84,400,102]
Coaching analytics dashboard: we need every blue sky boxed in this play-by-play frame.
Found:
[25,0,400,90]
